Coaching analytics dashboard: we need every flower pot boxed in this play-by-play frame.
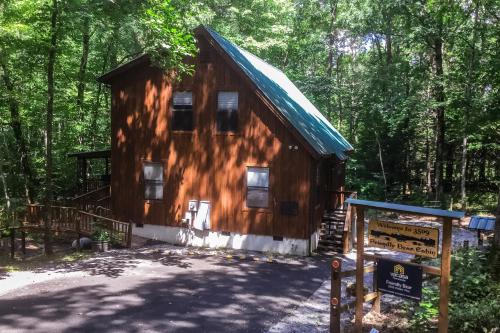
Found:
[92,240,109,252]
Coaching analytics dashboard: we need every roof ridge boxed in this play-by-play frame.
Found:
[203,26,287,76]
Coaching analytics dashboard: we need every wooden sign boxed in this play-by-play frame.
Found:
[368,220,439,258]
[377,258,423,301]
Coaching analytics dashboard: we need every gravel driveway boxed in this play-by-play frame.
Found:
[0,245,330,333]
[0,221,478,333]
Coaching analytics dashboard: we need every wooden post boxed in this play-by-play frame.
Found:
[75,213,81,251]
[330,257,342,333]
[342,206,351,254]
[21,230,26,255]
[438,217,452,333]
[372,261,381,313]
[127,221,133,248]
[354,207,365,332]
[10,228,15,259]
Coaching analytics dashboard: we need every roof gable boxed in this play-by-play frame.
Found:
[203,26,353,159]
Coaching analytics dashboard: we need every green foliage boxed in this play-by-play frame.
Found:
[91,225,110,242]
[140,0,197,74]
[408,247,500,333]
[0,0,498,214]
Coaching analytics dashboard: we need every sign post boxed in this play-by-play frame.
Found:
[340,199,464,333]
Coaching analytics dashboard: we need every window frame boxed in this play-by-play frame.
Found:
[216,91,239,133]
[171,91,194,132]
[245,166,270,209]
[143,161,164,201]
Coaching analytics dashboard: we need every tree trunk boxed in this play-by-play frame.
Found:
[0,128,11,211]
[479,147,486,182]
[375,131,387,201]
[0,141,10,211]
[461,0,479,204]
[445,142,454,192]
[336,54,343,129]
[76,15,90,144]
[0,58,37,203]
[432,36,445,202]
[44,0,58,256]
[90,25,119,148]
[326,0,339,122]
[460,136,467,203]
[494,188,500,248]
[425,124,433,193]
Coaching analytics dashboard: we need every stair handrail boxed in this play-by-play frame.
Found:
[342,191,357,253]
[71,185,110,202]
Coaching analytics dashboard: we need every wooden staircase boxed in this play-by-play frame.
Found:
[318,208,348,253]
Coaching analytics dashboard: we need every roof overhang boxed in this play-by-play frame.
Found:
[97,55,150,84]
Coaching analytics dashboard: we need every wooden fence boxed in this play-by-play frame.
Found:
[25,204,132,248]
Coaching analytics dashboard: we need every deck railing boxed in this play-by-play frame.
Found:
[25,204,132,248]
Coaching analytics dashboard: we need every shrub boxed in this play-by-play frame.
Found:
[408,247,500,333]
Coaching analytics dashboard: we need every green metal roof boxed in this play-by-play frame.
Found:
[206,27,353,159]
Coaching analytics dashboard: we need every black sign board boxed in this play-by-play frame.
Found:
[377,258,423,301]
[280,201,298,216]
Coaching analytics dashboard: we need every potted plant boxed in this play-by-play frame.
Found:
[91,228,110,252]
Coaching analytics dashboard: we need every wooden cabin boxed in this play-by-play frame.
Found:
[97,26,353,255]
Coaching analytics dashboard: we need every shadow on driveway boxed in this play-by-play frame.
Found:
[0,251,331,333]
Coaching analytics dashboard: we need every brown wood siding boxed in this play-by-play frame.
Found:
[110,35,320,239]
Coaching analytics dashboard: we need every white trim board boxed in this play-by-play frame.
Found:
[132,224,310,256]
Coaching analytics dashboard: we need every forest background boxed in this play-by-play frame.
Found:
[1,0,498,221]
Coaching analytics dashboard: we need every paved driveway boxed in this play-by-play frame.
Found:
[0,246,330,333]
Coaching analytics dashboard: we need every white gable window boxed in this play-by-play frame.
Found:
[172,91,193,131]
[246,167,269,208]
[217,91,238,132]
[143,162,163,200]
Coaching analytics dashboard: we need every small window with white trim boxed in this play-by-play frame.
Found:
[217,91,238,132]
[143,162,163,200]
[172,91,193,131]
[246,167,269,208]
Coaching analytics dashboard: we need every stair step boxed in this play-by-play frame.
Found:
[322,214,346,219]
[319,228,344,235]
[319,239,343,246]
[325,209,346,213]
[320,222,344,227]
[320,233,343,239]
[321,220,344,225]
[323,213,346,218]
[320,226,343,232]
[317,244,342,252]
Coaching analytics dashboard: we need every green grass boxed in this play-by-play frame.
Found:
[0,250,92,273]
